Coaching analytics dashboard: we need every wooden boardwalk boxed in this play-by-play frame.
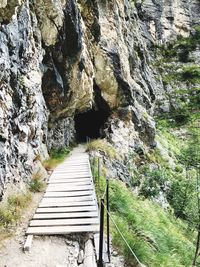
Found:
[26,147,99,236]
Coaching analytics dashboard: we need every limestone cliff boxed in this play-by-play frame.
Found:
[0,0,199,197]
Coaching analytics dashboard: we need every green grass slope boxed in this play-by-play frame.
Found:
[108,180,195,267]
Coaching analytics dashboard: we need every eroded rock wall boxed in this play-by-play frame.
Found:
[0,0,48,197]
[0,0,199,197]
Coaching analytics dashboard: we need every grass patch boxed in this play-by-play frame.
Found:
[87,139,119,160]
[108,180,195,267]
[29,174,45,193]
[181,65,200,83]
[0,193,32,228]
[43,147,70,170]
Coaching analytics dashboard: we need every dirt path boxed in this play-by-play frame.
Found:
[0,191,83,267]
[0,146,88,267]
[0,145,126,267]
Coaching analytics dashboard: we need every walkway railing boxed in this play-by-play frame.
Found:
[91,156,145,267]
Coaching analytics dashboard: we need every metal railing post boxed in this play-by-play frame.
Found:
[98,198,105,267]
[92,157,95,182]
[106,178,110,262]
[98,157,100,200]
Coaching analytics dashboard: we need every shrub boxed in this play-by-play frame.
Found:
[87,139,119,160]
[139,167,170,198]
[0,193,32,227]
[29,174,45,192]
[0,208,19,227]
[43,147,70,170]
[7,193,32,209]
[181,65,200,83]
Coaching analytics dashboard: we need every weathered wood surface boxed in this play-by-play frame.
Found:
[33,211,98,219]
[36,206,97,213]
[38,200,95,208]
[23,235,33,251]
[94,233,109,263]
[44,190,93,197]
[26,147,99,235]
[83,239,97,267]
[48,178,91,183]
[26,225,99,235]
[41,196,94,203]
[30,218,99,226]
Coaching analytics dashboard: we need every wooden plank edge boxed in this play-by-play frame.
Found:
[23,235,33,252]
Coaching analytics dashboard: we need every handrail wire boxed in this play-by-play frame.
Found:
[102,201,145,267]
[101,184,107,200]
[92,157,144,267]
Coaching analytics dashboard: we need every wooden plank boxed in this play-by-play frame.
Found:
[61,165,88,168]
[25,150,99,236]
[47,182,92,187]
[47,184,93,189]
[33,211,99,219]
[46,185,93,192]
[94,233,109,263]
[56,165,89,168]
[55,166,89,169]
[65,157,88,159]
[49,176,91,180]
[62,162,88,165]
[53,173,89,176]
[49,175,91,180]
[48,178,92,183]
[23,235,33,251]
[36,205,97,213]
[62,161,88,165]
[52,167,89,170]
[57,164,90,168]
[60,167,88,170]
[39,201,95,208]
[44,190,93,197]
[54,171,89,176]
[50,173,91,177]
[83,239,97,267]
[54,171,90,176]
[30,218,99,226]
[42,196,94,203]
[26,225,99,235]
[48,180,92,184]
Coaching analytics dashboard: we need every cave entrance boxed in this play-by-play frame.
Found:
[75,83,110,143]
[74,108,109,142]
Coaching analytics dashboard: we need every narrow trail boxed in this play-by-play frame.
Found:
[26,144,99,236]
[0,145,125,267]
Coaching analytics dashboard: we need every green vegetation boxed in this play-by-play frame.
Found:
[110,180,195,267]
[43,147,70,170]
[29,173,45,192]
[95,171,196,266]
[0,193,32,227]
[155,26,200,127]
[181,65,200,83]
[156,26,200,63]
[90,116,200,265]
[155,118,199,223]
[88,25,200,266]
[87,139,119,160]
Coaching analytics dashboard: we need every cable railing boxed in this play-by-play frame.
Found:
[90,157,145,267]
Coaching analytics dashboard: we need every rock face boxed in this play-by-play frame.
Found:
[0,0,48,197]
[0,0,199,197]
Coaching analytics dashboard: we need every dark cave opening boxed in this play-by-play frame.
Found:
[74,82,110,142]
[74,109,107,142]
